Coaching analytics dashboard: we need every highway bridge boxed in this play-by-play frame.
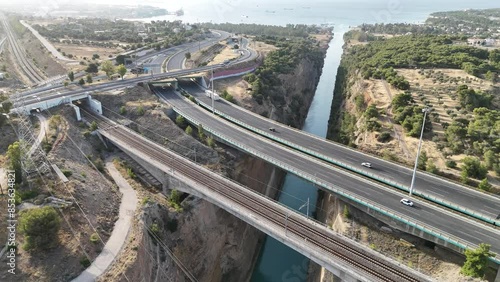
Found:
[153,86,500,262]
[7,25,500,279]
[83,110,430,282]
[178,80,500,226]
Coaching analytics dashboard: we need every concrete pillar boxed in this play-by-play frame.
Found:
[70,104,81,121]
[199,77,207,88]
[495,266,500,282]
[87,95,102,115]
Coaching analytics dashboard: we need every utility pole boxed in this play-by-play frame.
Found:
[409,107,430,197]
[211,65,215,114]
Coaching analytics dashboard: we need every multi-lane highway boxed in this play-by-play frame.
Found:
[179,81,500,225]
[155,86,500,258]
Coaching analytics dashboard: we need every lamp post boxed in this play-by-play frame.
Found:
[409,107,430,197]
[211,65,215,114]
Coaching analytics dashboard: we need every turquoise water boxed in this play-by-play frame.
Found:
[250,27,347,282]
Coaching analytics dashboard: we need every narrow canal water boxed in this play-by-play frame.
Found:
[250,27,347,282]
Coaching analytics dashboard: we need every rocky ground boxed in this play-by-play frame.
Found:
[308,192,496,282]
[0,106,120,282]
[89,85,285,281]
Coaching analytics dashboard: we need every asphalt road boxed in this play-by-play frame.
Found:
[179,81,500,224]
[166,30,231,71]
[155,87,500,257]
[12,65,224,109]
[15,31,229,98]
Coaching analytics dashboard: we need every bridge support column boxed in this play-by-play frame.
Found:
[87,95,102,115]
[199,77,207,88]
[70,104,81,121]
[495,266,500,282]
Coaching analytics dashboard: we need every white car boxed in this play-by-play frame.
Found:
[400,198,414,207]
[361,162,372,168]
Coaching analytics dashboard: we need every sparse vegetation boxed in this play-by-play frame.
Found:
[460,243,493,278]
[19,207,61,251]
[90,233,99,244]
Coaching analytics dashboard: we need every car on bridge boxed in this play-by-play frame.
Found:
[400,198,414,207]
[361,162,372,168]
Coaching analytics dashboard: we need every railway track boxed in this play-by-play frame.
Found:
[1,17,45,84]
[81,109,427,282]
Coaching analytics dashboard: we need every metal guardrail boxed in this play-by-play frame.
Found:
[192,98,500,227]
[172,105,500,264]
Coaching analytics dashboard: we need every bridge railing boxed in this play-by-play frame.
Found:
[102,123,436,280]
[190,97,500,227]
[171,104,500,264]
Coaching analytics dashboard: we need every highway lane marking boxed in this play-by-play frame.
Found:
[429,191,450,198]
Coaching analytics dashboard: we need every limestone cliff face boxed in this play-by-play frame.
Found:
[278,56,325,129]
[124,47,327,282]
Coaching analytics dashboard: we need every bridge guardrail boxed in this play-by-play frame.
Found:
[192,98,500,227]
[104,123,442,279]
[172,105,500,264]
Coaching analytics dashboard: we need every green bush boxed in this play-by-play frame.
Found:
[461,244,493,278]
[137,105,145,116]
[62,169,72,177]
[80,257,91,268]
[19,207,61,251]
[119,106,126,115]
[445,160,457,169]
[478,178,492,192]
[377,132,392,143]
[343,205,351,219]
[185,126,193,136]
[206,137,215,148]
[89,121,98,131]
[176,115,186,127]
[149,223,160,237]
[126,168,136,179]
[90,233,99,244]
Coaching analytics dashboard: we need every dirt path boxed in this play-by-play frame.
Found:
[382,80,412,160]
[28,114,48,156]
[72,158,138,282]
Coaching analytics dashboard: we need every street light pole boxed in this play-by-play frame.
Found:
[409,107,430,197]
[211,65,215,114]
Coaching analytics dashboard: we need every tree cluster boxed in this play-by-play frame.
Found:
[200,23,326,38]
[391,92,432,137]
[343,35,500,81]
[243,37,323,109]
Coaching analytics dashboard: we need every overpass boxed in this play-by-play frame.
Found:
[153,86,500,264]
[82,110,429,282]
[176,80,500,226]
[9,65,224,114]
